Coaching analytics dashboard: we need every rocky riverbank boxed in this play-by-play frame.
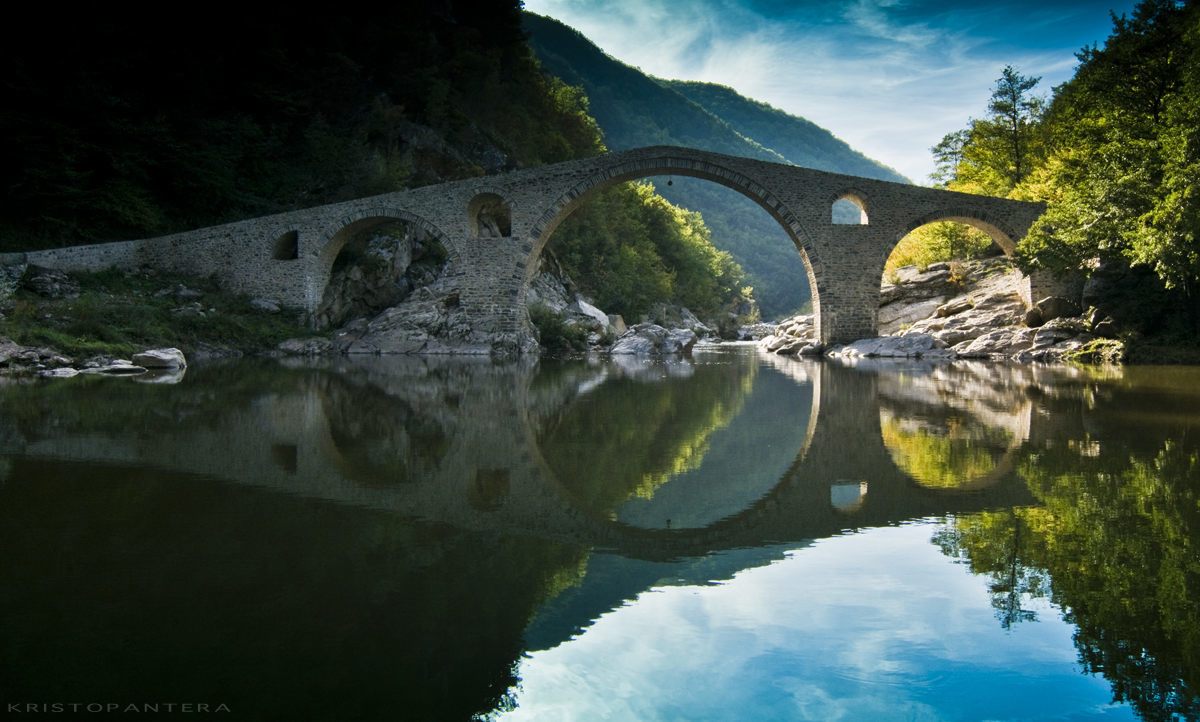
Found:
[759,257,1126,364]
[0,339,188,381]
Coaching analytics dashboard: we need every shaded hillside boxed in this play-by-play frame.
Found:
[1,4,604,251]
[521,14,785,163]
[523,12,908,317]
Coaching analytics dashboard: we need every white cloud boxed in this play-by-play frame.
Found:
[522,0,1134,183]
[497,523,1109,720]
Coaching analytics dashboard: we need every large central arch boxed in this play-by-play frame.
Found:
[524,151,823,299]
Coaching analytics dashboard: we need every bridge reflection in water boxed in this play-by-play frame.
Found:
[4,349,1042,556]
[1,349,1191,719]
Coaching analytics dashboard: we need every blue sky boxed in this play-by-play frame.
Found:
[522,0,1139,183]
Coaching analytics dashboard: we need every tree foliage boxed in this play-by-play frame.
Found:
[1015,1,1198,293]
[937,437,1200,720]
[549,182,750,321]
[896,65,1045,271]
[924,0,1199,312]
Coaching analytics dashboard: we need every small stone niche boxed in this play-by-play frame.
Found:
[469,193,512,238]
[273,230,300,260]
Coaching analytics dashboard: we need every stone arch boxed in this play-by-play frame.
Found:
[523,149,823,321]
[467,191,513,238]
[831,189,869,225]
[310,206,457,314]
[898,207,1024,255]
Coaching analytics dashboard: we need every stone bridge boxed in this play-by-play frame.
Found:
[16,146,1045,353]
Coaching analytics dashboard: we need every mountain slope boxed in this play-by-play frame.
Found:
[523,12,909,317]
[666,81,907,183]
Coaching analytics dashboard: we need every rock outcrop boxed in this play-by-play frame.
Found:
[761,257,1124,364]
[609,323,698,356]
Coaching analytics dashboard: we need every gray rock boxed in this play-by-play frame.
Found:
[22,266,79,299]
[936,298,974,317]
[79,364,147,376]
[132,348,187,369]
[610,323,697,356]
[830,333,954,359]
[572,298,610,329]
[278,337,335,356]
[1036,296,1081,322]
[953,328,1038,358]
[250,298,281,313]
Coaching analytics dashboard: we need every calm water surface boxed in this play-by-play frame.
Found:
[1,346,1197,720]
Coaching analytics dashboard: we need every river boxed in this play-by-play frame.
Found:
[1,346,1197,720]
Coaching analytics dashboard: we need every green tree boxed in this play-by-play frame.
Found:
[548,182,751,321]
[987,66,1046,188]
[941,66,1045,196]
[1016,0,1199,297]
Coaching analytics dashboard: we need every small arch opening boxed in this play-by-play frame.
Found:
[832,194,868,225]
[273,230,299,260]
[469,193,512,238]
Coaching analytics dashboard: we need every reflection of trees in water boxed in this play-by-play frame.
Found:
[873,362,1034,490]
[933,511,1047,628]
[536,360,754,518]
[0,456,590,721]
[935,437,1200,721]
[880,411,1013,489]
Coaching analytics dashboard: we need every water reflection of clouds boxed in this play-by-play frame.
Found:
[501,524,1132,721]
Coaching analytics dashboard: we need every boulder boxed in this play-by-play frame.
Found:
[132,348,187,369]
[250,298,281,313]
[22,265,79,299]
[79,363,147,376]
[1036,296,1081,322]
[572,298,610,329]
[830,333,954,360]
[953,328,1037,358]
[610,323,697,356]
[278,338,335,356]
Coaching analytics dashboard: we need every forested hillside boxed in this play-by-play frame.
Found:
[524,12,908,318]
[1,3,752,328]
[1,5,603,250]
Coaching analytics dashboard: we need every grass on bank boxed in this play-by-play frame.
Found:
[0,268,311,358]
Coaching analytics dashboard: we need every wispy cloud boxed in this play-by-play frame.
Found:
[523,0,1134,182]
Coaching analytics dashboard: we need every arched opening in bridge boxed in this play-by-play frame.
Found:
[469,193,512,238]
[314,218,449,330]
[878,217,1021,335]
[831,192,868,225]
[272,230,300,260]
[530,175,814,351]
